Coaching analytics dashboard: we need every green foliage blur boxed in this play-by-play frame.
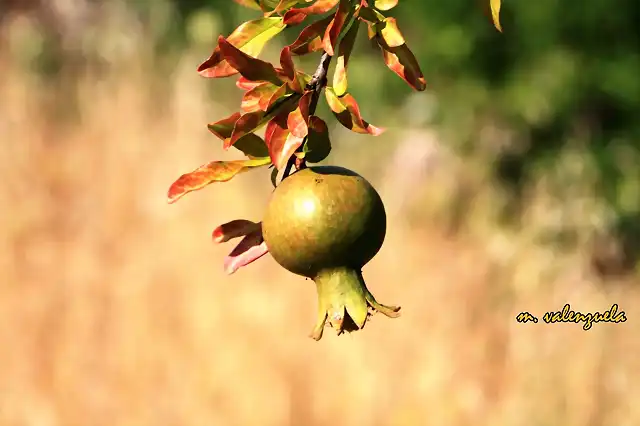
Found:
[7,0,639,274]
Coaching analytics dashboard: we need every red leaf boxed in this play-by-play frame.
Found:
[283,11,308,26]
[279,46,296,81]
[212,219,261,243]
[218,35,282,85]
[198,17,285,78]
[287,92,312,138]
[324,88,384,135]
[236,76,264,91]
[241,82,282,112]
[265,110,305,170]
[228,110,266,148]
[224,234,268,275]
[287,14,334,56]
[322,0,351,56]
[167,158,271,204]
[283,0,340,23]
[207,112,242,140]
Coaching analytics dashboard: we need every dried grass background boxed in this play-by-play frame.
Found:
[0,4,639,426]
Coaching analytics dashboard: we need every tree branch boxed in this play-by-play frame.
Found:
[281,51,332,181]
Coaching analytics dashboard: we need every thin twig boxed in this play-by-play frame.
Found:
[281,52,332,181]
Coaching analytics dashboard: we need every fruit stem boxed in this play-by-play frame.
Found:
[282,51,332,181]
[310,267,401,341]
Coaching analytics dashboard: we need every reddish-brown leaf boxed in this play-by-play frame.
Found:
[287,92,312,138]
[333,17,359,96]
[236,76,264,91]
[323,0,351,56]
[218,35,283,85]
[278,46,305,92]
[266,111,305,170]
[287,14,334,56]
[378,39,426,91]
[283,11,308,26]
[228,111,266,148]
[167,158,271,204]
[265,84,289,112]
[212,219,261,243]
[241,82,282,112]
[207,112,242,141]
[224,233,268,275]
[324,87,384,135]
[198,17,285,78]
[283,0,340,24]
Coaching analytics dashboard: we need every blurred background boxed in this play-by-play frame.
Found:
[1,0,639,425]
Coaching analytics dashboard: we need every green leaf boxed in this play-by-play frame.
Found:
[233,134,270,158]
[197,17,285,78]
[324,87,384,135]
[167,157,271,204]
[304,116,332,163]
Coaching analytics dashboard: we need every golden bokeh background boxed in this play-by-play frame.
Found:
[1,2,638,425]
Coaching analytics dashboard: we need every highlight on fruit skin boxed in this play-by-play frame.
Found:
[261,165,400,340]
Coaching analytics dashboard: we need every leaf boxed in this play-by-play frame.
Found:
[287,92,312,138]
[213,219,262,243]
[323,0,351,56]
[333,16,359,96]
[233,134,270,158]
[167,157,271,204]
[304,116,332,163]
[490,0,502,32]
[358,6,385,23]
[378,40,426,91]
[324,87,384,135]
[241,82,283,112]
[283,0,340,24]
[374,0,398,11]
[218,35,283,85]
[207,112,242,141]
[378,17,404,48]
[207,112,269,157]
[228,110,266,148]
[287,14,334,56]
[279,46,305,92]
[265,106,306,170]
[234,0,263,10]
[270,166,279,187]
[224,232,269,275]
[197,17,285,78]
[236,76,265,91]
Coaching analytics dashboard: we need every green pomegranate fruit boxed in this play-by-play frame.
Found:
[262,165,400,340]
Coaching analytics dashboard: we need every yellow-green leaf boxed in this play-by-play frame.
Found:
[374,0,398,11]
[490,0,502,32]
